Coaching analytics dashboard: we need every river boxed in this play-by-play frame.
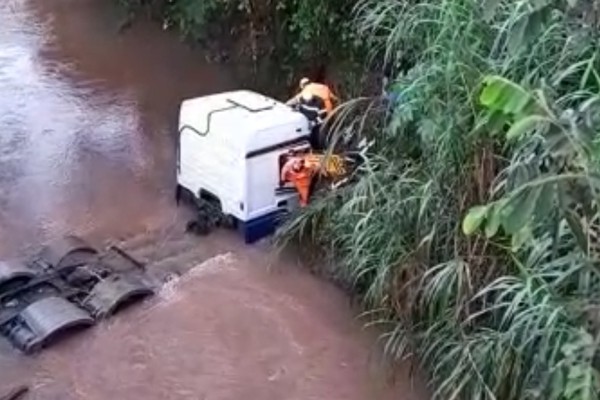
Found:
[0,1,428,399]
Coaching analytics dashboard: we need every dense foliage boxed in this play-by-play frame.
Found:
[116,0,362,79]
[277,0,600,399]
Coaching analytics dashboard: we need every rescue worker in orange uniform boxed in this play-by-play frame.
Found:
[288,78,337,114]
[280,155,314,207]
[287,78,338,150]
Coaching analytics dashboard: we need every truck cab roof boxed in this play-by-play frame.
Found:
[179,90,308,155]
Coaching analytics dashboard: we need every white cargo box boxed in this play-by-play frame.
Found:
[176,90,310,240]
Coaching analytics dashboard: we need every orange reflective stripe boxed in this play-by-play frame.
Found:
[288,169,312,206]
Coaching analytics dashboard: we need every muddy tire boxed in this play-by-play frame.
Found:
[184,196,227,236]
[175,184,182,205]
[185,219,212,236]
[218,214,237,230]
[175,184,195,206]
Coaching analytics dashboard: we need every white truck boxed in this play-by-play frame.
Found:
[176,90,311,243]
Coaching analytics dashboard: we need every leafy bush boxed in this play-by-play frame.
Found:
[116,0,232,39]
[116,0,362,71]
[163,0,228,39]
[275,0,360,62]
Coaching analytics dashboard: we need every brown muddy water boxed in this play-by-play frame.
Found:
[0,1,429,399]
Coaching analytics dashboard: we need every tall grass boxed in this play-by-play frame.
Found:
[277,1,600,398]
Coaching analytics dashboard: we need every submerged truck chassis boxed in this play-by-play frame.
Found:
[0,236,154,354]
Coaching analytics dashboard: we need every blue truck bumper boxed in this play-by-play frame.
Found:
[238,211,286,244]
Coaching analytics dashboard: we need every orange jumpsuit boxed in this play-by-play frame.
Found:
[292,83,337,114]
[281,157,314,207]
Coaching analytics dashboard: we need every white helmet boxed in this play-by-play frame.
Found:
[299,77,310,88]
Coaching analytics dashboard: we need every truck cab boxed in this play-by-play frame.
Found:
[176,90,311,243]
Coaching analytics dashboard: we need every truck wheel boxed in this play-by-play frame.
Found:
[175,185,182,205]
[175,185,196,206]
[185,200,215,236]
[185,219,211,236]
[218,215,237,230]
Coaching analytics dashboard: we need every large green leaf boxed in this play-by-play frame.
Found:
[506,6,551,55]
[476,110,511,137]
[511,225,532,251]
[535,183,556,220]
[463,205,489,235]
[506,115,550,141]
[485,202,504,238]
[511,164,534,189]
[501,185,543,234]
[480,76,535,116]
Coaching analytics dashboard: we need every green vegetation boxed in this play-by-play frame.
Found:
[277,1,600,399]
[116,0,362,82]
[117,0,600,398]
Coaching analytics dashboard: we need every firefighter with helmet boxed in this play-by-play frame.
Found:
[280,153,313,207]
[287,78,338,150]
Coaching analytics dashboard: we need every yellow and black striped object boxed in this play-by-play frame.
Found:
[304,153,347,179]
